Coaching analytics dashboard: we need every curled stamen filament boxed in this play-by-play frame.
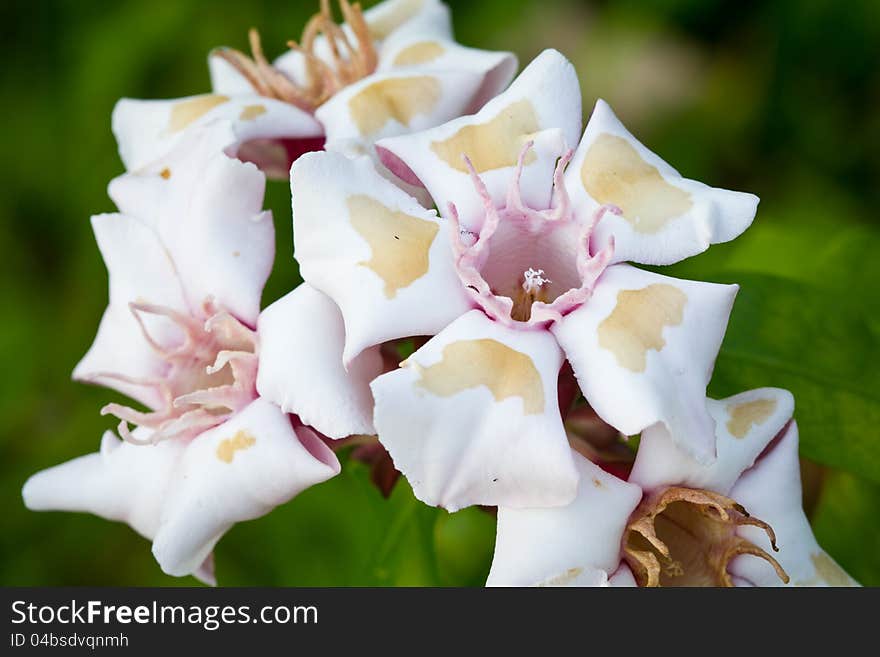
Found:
[216,0,378,113]
[98,302,259,446]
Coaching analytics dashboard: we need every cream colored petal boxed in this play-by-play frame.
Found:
[377,49,582,230]
[552,264,738,464]
[565,99,758,266]
[372,310,577,511]
[291,151,470,364]
[729,422,860,587]
[488,452,642,586]
[630,388,795,495]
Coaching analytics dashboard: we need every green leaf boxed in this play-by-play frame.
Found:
[434,508,496,586]
[704,272,880,483]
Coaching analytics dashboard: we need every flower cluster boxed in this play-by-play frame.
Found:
[23,0,856,587]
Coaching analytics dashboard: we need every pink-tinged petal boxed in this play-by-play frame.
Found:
[377,35,517,112]
[487,452,642,586]
[317,70,487,145]
[109,123,273,326]
[566,99,758,266]
[371,310,576,511]
[608,564,638,587]
[22,428,184,542]
[112,93,322,173]
[376,49,581,229]
[291,151,470,363]
[729,422,860,587]
[630,388,795,495]
[194,555,217,587]
[256,284,383,439]
[152,398,340,577]
[73,213,187,408]
[551,264,738,463]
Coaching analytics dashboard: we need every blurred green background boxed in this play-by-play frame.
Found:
[1,0,879,586]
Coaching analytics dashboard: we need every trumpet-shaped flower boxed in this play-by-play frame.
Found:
[488,388,859,587]
[20,123,377,582]
[113,0,516,178]
[288,49,757,511]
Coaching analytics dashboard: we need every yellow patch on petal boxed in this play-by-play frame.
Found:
[726,398,777,439]
[809,552,855,587]
[216,430,256,463]
[347,194,439,298]
[367,0,423,39]
[537,568,583,587]
[394,41,445,66]
[411,339,545,414]
[239,104,267,121]
[159,167,171,179]
[348,76,440,136]
[598,284,687,372]
[167,94,229,133]
[430,99,539,173]
[581,133,692,234]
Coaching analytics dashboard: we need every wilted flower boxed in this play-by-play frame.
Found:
[20,123,375,582]
[288,49,757,511]
[487,388,859,587]
[114,0,516,178]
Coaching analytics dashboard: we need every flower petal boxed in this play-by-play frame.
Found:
[371,309,576,511]
[208,52,258,95]
[630,388,795,495]
[363,0,453,42]
[318,70,486,146]
[109,122,274,326]
[608,565,638,587]
[73,213,187,408]
[291,150,470,363]
[376,49,581,229]
[22,428,183,542]
[551,264,738,463]
[487,452,642,586]
[256,284,383,438]
[566,99,758,266]
[377,34,517,111]
[729,422,859,587]
[152,398,340,577]
[112,93,322,173]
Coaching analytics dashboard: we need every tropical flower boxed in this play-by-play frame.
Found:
[113,0,516,179]
[288,49,758,511]
[21,123,376,583]
[487,388,859,587]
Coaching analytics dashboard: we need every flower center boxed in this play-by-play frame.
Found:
[215,0,378,113]
[623,486,790,587]
[99,299,259,444]
[449,144,616,327]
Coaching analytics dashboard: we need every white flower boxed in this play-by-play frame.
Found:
[20,123,368,583]
[286,50,758,511]
[113,0,516,178]
[488,388,860,587]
